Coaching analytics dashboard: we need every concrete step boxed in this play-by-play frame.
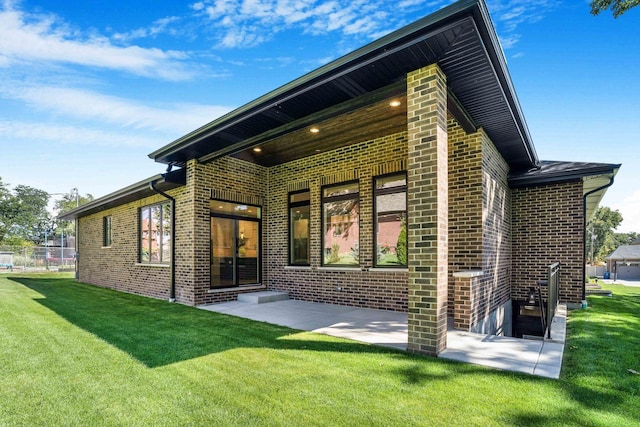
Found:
[586,288,613,297]
[237,291,289,304]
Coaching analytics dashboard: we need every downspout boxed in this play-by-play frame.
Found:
[150,180,176,303]
[582,175,615,301]
[75,218,79,280]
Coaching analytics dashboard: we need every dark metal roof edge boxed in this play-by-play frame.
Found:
[508,163,621,188]
[471,0,538,168]
[148,0,481,163]
[58,172,185,220]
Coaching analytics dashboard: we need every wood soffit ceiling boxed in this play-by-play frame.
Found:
[231,94,409,167]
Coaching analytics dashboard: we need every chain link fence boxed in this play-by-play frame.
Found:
[0,245,76,272]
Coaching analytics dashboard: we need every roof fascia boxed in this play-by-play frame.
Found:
[469,1,538,168]
[508,164,621,189]
[58,169,186,220]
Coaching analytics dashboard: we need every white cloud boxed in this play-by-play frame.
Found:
[499,34,521,49]
[0,4,194,80]
[191,0,419,48]
[187,0,555,50]
[487,0,557,34]
[399,0,447,8]
[0,83,231,135]
[0,119,160,148]
[112,16,182,43]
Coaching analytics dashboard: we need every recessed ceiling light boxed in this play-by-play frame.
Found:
[389,100,401,107]
[253,147,262,153]
[310,127,320,133]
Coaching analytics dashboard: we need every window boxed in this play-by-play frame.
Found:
[374,173,407,267]
[103,216,112,247]
[289,190,310,266]
[322,181,359,266]
[140,202,171,263]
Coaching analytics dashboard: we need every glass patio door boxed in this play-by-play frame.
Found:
[211,217,235,288]
[210,201,261,289]
[236,220,259,285]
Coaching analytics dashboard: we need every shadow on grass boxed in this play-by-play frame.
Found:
[5,276,640,425]
[10,276,423,368]
[558,289,640,419]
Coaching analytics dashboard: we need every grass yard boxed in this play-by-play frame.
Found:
[1,274,638,426]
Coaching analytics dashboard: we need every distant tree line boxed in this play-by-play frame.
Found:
[0,176,93,247]
[588,206,638,263]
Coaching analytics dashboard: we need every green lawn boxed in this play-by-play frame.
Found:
[1,274,638,426]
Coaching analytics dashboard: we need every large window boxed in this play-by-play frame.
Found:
[103,216,112,247]
[289,190,310,266]
[140,202,171,263]
[210,200,261,288]
[322,181,359,266]
[374,173,407,267]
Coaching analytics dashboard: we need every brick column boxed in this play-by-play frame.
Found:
[174,159,211,305]
[406,64,448,355]
[453,270,483,331]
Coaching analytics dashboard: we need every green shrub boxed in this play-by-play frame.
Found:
[329,243,341,264]
[396,223,407,266]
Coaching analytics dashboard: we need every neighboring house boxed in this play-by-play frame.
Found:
[606,240,640,280]
[60,0,620,356]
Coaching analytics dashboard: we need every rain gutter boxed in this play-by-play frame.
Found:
[582,175,616,301]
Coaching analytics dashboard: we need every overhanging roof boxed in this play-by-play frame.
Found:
[607,245,640,261]
[149,0,539,171]
[508,160,621,220]
[59,169,186,220]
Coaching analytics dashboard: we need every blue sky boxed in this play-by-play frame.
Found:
[1,0,638,231]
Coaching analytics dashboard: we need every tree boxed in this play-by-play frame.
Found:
[591,0,640,17]
[53,188,94,214]
[0,177,13,243]
[588,206,624,263]
[53,188,94,246]
[611,231,639,250]
[0,180,51,244]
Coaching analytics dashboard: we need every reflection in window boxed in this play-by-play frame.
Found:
[322,182,359,266]
[374,173,407,267]
[140,203,171,263]
[289,191,310,265]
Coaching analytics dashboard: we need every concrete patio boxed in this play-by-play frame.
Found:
[199,292,566,379]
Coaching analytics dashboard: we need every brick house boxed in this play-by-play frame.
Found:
[61,0,619,355]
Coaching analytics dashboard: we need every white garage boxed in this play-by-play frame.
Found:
[606,241,640,281]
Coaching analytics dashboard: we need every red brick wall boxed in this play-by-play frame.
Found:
[187,157,269,305]
[477,130,512,330]
[447,121,512,333]
[266,133,409,311]
[77,191,183,301]
[406,64,449,355]
[447,120,482,316]
[512,181,584,303]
